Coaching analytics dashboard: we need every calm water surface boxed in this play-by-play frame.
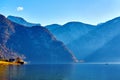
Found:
[0,64,120,80]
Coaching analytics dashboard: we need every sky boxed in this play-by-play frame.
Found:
[0,0,120,26]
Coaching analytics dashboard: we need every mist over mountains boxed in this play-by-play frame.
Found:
[46,17,120,63]
[3,14,120,63]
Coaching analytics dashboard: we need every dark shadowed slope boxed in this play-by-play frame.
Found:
[0,14,76,64]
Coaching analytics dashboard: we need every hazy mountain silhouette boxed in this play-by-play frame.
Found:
[84,17,120,62]
[7,16,40,27]
[46,22,96,60]
[46,17,120,63]
[46,22,96,45]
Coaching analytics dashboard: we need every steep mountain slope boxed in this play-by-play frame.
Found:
[46,22,96,59]
[84,17,120,62]
[68,17,120,61]
[0,14,17,59]
[4,14,120,63]
[7,16,40,27]
[0,14,76,64]
[47,17,120,62]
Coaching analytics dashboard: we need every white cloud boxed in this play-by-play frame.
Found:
[17,6,24,11]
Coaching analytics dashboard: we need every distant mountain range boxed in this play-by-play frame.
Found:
[46,22,96,44]
[46,17,120,63]
[0,14,77,64]
[84,17,120,62]
[46,22,96,60]
[6,14,120,63]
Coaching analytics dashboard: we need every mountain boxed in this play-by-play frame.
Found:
[7,16,40,27]
[84,17,120,62]
[46,22,95,45]
[0,14,76,64]
[46,17,120,63]
[4,14,120,63]
[46,22,96,59]
[46,24,61,32]
[0,14,16,59]
[67,17,120,62]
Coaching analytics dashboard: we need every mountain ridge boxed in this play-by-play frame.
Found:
[7,15,41,27]
[0,14,77,64]
[46,16,120,62]
[3,14,120,63]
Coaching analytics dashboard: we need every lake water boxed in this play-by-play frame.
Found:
[0,64,120,80]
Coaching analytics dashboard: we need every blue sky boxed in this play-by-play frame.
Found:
[0,0,120,26]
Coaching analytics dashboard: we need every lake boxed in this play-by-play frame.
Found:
[0,64,120,80]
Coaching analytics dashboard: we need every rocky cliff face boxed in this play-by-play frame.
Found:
[0,14,76,64]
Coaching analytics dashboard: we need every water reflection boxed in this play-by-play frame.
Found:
[22,64,73,80]
[0,65,8,80]
[7,65,25,80]
[70,64,120,80]
[0,64,73,80]
[1,64,120,80]
[0,65,25,80]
